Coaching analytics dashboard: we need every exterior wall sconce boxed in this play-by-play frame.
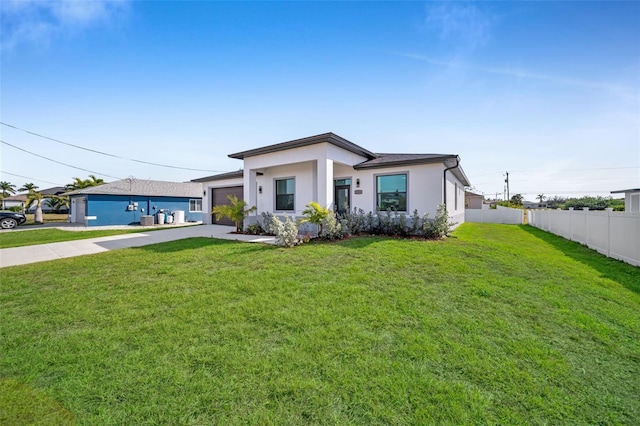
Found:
[258,185,263,194]
[356,178,360,188]
[203,190,206,196]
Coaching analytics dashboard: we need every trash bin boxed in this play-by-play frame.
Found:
[158,212,165,225]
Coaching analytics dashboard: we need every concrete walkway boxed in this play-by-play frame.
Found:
[0,225,276,268]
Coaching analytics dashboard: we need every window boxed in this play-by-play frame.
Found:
[376,174,407,211]
[275,178,295,211]
[455,183,458,210]
[189,199,202,212]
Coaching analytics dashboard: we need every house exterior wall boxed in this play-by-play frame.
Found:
[624,192,640,212]
[70,194,202,226]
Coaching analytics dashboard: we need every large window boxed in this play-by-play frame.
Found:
[189,199,202,212]
[376,174,407,211]
[275,178,295,211]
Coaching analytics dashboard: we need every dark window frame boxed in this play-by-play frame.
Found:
[275,177,295,211]
[375,173,408,212]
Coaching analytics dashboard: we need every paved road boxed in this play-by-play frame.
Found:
[0,225,275,268]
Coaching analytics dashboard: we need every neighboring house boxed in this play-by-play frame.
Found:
[1,194,27,210]
[611,188,640,212]
[65,179,203,226]
[465,191,484,209]
[523,201,548,209]
[193,133,470,227]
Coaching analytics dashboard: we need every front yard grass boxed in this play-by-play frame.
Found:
[1,223,639,424]
[0,228,154,249]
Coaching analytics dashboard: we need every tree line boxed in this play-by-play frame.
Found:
[0,175,105,223]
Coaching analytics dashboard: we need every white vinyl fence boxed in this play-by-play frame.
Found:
[528,208,640,267]
[465,206,524,225]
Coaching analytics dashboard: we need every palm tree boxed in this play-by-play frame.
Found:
[537,194,546,204]
[301,202,329,236]
[1,181,17,209]
[66,175,105,191]
[212,195,256,232]
[19,182,39,193]
[25,189,44,224]
[46,195,69,213]
[0,181,16,198]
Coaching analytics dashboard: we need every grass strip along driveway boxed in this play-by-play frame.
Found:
[0,228,167,249]
[1,223,639,424]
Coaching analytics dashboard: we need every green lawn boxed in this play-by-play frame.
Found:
[1,223,639,425]
[0,228,155,249]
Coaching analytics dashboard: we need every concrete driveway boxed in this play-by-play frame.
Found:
[0,225,275,268]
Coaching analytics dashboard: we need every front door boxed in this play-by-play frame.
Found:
[334,179,351,216]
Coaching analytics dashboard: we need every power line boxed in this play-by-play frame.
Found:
[1,122,227,173]
[468,166,639,179]
[0,170,64,186]
[1,139,122,180]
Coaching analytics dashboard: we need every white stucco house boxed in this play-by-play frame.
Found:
[193,133,470,227]
[611,188,640,212]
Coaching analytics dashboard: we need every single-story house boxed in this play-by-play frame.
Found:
[65,179,203,226]
[611,188,640,212]
[465,191,484,209]
[1,194,27,210]
[193,132,470,227]
[523,201,548,209]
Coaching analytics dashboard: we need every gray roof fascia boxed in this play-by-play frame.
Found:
[192,170,244,183]
[353,154,457,170]
[611,188,640,194]
[228,133,378,160]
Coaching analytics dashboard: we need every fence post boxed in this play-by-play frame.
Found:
[583,207,589,246]
[568,207,574,241]
[605,208,613,257]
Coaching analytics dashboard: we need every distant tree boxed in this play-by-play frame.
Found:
[562,196,610,211]
[0,181,17,198]
[537,194,545,203]
[19,182,39,193]
[546,196,568,209]
[510,194,524,206]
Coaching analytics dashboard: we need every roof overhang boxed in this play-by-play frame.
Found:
[228,133,377,160]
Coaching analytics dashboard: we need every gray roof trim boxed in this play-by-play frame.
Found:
[353,153,458,170]
[64,179,202,198]
[192,170,244,182]
[354,153,470,186]
[611,188,640,194]
[228,133,378,160]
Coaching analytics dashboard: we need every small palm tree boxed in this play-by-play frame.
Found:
[537,194,546,204]
[46,195,69,213]
[212,195,256,232]
[25,190,44,224]
[301,201,329,236]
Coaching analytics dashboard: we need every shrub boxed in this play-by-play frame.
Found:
[321,211,348,240]
[410,209,421,236]
[301,202,329,236]
[345,208,367,235]
[272,214,300,248]
[260,212,277,235]
[244,223,263,235]
[427,204,454,238]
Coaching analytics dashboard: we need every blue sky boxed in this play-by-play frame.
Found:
[1,0,638,200]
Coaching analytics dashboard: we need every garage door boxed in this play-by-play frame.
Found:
[211,186,244,226]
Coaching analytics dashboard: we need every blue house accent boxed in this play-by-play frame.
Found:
[65,179,203,227]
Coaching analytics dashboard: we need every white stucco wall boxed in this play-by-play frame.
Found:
[199,144,468,225]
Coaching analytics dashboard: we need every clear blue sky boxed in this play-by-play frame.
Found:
[1,1,638,200]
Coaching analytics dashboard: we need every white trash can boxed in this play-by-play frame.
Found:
[157,212,165,225]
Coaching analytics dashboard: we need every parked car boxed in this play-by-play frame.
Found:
[0,211,27,229]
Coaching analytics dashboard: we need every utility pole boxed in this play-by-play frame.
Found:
[504,172,510,201]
